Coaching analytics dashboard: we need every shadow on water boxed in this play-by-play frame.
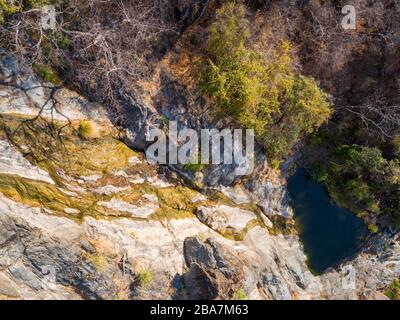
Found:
[287,169,368,275]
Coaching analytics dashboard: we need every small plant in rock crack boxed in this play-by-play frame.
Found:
[137,270,153,288]
[78,120,94,139]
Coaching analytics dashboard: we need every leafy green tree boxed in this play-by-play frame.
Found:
[27,0,50,8]
[385,279,400,300]
[311,144,400,227]
[199,2,332,161]
[0,0,21,24]
[0,0,49,24]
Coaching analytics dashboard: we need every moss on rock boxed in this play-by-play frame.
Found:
[0,173,105,218]
[385,279,400,300]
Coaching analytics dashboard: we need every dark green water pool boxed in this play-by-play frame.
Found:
[287,169,368,274]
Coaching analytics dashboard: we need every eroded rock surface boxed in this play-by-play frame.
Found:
[0,52,399,300]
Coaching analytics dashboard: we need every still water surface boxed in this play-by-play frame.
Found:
[287,169,368,274]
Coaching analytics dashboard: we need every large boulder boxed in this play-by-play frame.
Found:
[120,94,162,151]
[182,237,245,299]
[196,205,257,234]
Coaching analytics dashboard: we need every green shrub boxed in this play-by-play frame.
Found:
[314,144,400,227]
[199,2,332,161]
[27,0,49,8]
[33,63,61,84]
[0,0,50,24]
[232,288,247,300]
[367,224,379,234]
[78,120,94,139]
[0,0,21,24]
[308,165,328,183]
[385,279,400,300]
[183,154,207,172]
[89,254,106,272]
[183,162,206,172]
[138,270,153,288]
[50,30,72,49]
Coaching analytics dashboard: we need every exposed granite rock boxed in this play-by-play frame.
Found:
[183,237,245,299]
[218,185,252,204]
[0,139,54,184]
[0,187,324,300]
[247,179,293,218]
[320,232,400,300]
[196,205,256,234]
[0,51,399,301]
[0,49,112,138]
[120,94,162,151]
[181,227,324,300]
[98,196,159,218]
[0,273,20,298]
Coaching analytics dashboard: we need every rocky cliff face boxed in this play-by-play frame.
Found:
[0,52,399,300]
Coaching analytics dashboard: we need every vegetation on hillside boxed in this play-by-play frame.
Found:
[0,0,182,109]
[0,0,20,24]
[309,144,400,228]
[199,2,332,161]
[0,0,398,231]
[0,0,51,24]
[385,279,400,300]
